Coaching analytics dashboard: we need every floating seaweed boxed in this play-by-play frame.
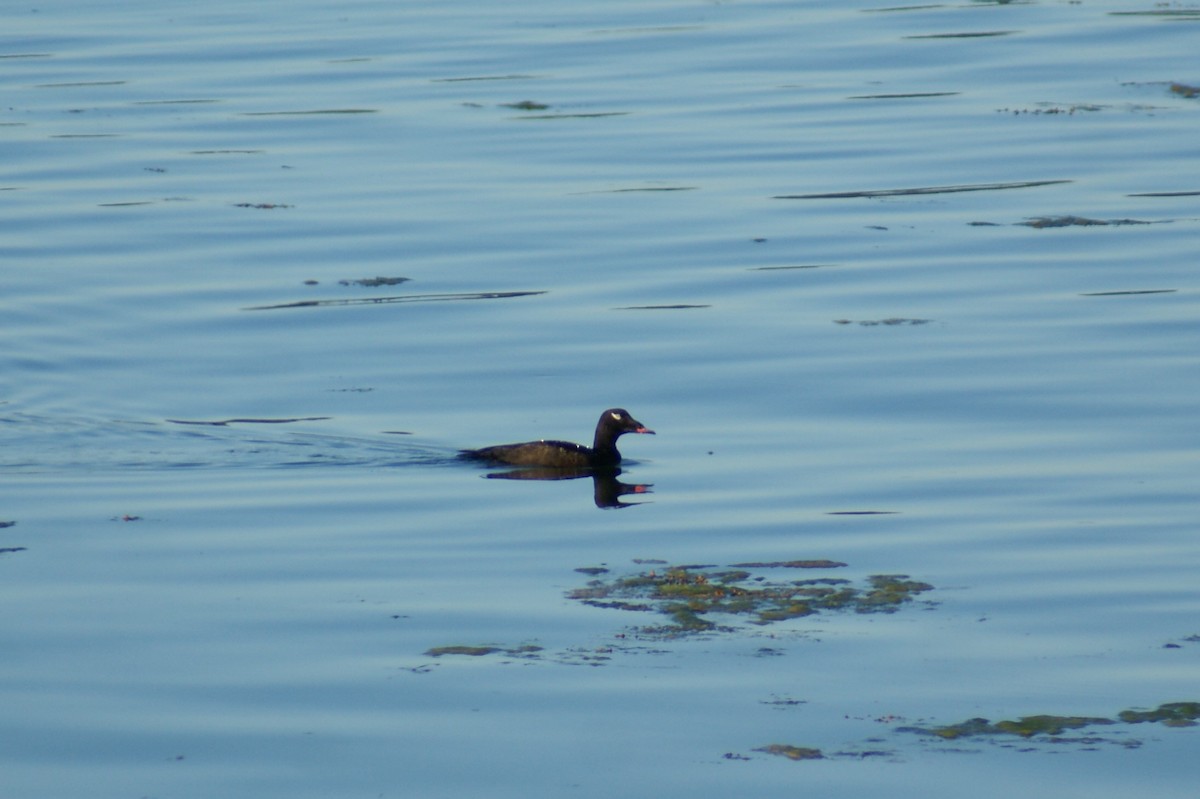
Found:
[1020,215,1151,228]
[755,744,824,760]
[903,701,1200,742]
[425,644,543,658]
[568,563,935,636]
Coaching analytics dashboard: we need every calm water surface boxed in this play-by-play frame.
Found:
[3,1,1199,797]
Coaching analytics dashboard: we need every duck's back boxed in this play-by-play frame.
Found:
[461,439,596,468]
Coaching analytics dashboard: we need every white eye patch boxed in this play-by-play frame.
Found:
[611,411,623,421]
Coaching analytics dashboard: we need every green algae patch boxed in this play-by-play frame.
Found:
[755,744,824,761]
[568,562,935,636]
[921,715,1111,740]
[425,645,502,657]
[425,644,544,658]
[1118,702,1200,727]
[859,575,937,612]
[909,700,1200,743]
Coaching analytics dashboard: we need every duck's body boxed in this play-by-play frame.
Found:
[460,408,654,468]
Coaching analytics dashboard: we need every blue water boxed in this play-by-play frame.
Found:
[3,1,1199,797]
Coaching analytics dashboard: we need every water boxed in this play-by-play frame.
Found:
[3,1,1199,796]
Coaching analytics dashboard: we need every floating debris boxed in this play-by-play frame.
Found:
[997,103,1104,115]
[425,645,501,658]
[755,744,824,760]
[1020,215,1151,228]
[1118,701,1200,727]
[1169,82,1200,98]
[923,715,1114,740]
[337,276,411,287]
[569,564,934,636]
[761,695,806,707]
[424,644,543,658]
[903,701,1200,742]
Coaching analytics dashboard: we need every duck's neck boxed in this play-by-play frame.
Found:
[591,429,622,464]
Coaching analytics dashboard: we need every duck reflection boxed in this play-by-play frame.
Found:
[483,467,652,508]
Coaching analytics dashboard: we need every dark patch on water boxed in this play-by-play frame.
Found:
[997,103,1105,115]
[1079,289,1176,297]
[904,30,1018,39]
[833,318,930,327]
[337,276,411,287]
[616,304,710,310]
[240,109,378,116]
[761,695,807,707]
[36,80,127,88]
[776,179,1070,199]
[514,112,631,120]
[849,92,960,99]
[431,74,540,82]
[1019,215,1153,228]
[243,290,546,311]
[500,100,550,110]
[1110,9,1200,18]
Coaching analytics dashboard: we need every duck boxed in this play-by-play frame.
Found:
[460,408,654,468]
